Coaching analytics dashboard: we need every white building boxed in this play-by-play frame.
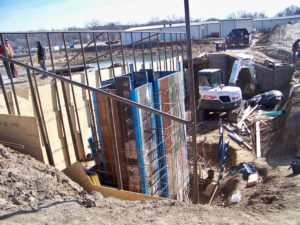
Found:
[219,18,254,37]
[122,16,300,45]
[254,15,300,31]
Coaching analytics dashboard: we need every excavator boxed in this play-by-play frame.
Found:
[197,58,256,120]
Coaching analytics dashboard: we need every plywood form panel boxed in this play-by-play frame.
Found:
[95,92,120,186]
[0,114,44,162]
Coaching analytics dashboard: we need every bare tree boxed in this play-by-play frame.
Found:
[205,18,219,21]
[85,19,102,30]
[226,11,267,19]
[276,5,300,17]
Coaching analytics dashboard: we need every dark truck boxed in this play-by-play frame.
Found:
[225,28,251,47]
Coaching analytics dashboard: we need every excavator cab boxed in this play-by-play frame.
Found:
[197,68,242,121]
[198,69,223,88]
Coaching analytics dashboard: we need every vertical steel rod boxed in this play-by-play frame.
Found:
[92,32,103,85]
[140,33,145,69]
[156,34,162,71]
[63,32,104,67]
[79,32,100,154]
[26,68,55,165]
[119,32,126,74]
[25,33,52,155]
[175,33,180,67]
[148,33,154,70]
[184,0,198,203]
[62,32,84,160]
[130,32,137,71]
[180,33,185,61]
[47,33,71,167]
[0,34,21,115]
[0,72,11,114]
[163,33,168,70]
[107,32,115,78]
[170,33,175,70]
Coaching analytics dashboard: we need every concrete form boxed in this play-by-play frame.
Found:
[94,69,189,200]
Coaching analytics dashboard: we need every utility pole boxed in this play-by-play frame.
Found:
[184,0,198,203]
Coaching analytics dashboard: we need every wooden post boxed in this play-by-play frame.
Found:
[256,120,261,158]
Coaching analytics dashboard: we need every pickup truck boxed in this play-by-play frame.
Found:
[225,28,251,48]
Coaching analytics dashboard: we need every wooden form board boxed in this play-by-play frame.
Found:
[95,89,129,188]
[63,162,162,201]
[0,114,45,162]
[95,74,162,196]
[115,76,141,192]
[0,58,180,172]
[94,69,190,200]
[0,71,98,170]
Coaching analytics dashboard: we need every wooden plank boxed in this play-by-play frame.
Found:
[0,114,44,162]
[256,120,261,158]
[111,95,129,189]
[228,132,252,150]
[15,86,30,100]
[63,162,162,201]
[237,105,258,128]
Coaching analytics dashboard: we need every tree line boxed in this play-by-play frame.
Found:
[2,4,299,52]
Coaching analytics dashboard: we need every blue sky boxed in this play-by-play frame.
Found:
[0,0,299,31]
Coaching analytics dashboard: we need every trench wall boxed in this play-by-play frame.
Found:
[207,53,294,93]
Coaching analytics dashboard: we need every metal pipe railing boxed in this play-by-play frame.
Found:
[62,32,84,161]
[0,34,21,115]
[79,32,100,155]
[0,56,191,125]
[47,32,71,166]
[92,32,103,84]
[1,30,186,35]
[25,33,53,163]
[0,72,11,114]
[85,32,161,65]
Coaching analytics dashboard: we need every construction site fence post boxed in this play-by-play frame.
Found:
[184,0,199,204]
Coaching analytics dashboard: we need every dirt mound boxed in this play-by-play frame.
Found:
[254,23,300,62]
[0,145,103,214]
[282,84,300,155]
[213,160,300,216]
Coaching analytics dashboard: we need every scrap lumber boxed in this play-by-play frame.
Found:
[247,173,259,187]
[208,184,219,205]
[204,182,217,198]
[255,121,261,158]
[242,122,251,134]
[243,164,259,187]
[237,105,258,129]
[228,132,252,150]
[228,100,247,123]
[63,162,162,201]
